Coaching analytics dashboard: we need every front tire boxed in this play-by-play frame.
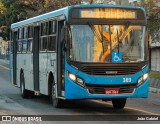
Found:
[112,98,126,109]
[51,82,64,108]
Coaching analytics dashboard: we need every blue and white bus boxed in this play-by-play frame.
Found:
[10,4,149,109]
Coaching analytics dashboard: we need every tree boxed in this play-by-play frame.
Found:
[0,0,35,40]
[138,0,160,39]
[0,0,84,40]
[22,0,81,17]
[42,0,81,13]
[0,0,6,14]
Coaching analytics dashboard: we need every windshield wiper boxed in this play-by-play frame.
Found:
[87,22,105,53]
[87,22,103,43]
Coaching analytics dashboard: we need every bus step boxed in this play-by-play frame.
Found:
[57,97,65,100]
[34,91,40,96]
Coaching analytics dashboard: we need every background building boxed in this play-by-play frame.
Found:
[151,30,160,72]
[0,37,9,59]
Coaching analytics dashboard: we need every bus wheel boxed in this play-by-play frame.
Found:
[51,83,63,108]
[112,98,126,109]
[20,73,29,98]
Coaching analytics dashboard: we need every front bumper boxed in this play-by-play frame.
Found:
[65,78,149,99]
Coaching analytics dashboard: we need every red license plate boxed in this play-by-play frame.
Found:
[105,88,119,94]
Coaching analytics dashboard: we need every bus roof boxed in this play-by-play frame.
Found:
[11,4,144,29]
[11,6,70,29]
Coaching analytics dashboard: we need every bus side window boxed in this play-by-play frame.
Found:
[24,27,28,39]
[48,20,56,51]
[49,20,56,34]
[40,37,48,51]
[18,28,23,39]
[17,28,23,52]
[40,21,49,51]
[28,26,33,38]
[23,27,28,52]
[28,26,33,52]
[41,22,49,36]
[48,36,56,51]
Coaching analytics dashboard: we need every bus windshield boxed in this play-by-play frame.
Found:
[69,24,145,63]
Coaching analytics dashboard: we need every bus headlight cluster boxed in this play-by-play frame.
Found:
[68,72,85,87]
[137,73,148,86]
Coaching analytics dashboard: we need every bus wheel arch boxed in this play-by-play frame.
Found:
[48,72,55,96]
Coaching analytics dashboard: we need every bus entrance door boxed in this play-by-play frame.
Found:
[57,20,65,97]
[12,31,18,85]
[33,26,40,95]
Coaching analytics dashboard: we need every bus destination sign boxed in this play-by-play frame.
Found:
[80,8,136,19]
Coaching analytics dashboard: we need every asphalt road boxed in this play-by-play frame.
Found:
[0,62,159,123]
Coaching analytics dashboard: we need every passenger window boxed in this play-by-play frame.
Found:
[48,36,56,51]
[41,22,49,36]
[40,37,48,51]
[22,40,27,51]
[49,21,56,34]
[24,27,28,39]
[18,40,22,52]
[28,26,33,38]
[27,39,32,51]
[18,28,23,39]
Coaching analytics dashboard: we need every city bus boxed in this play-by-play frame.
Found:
[10,4,149,109]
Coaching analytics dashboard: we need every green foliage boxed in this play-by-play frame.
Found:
[0,0,35,40]
[0,1,6,14]
[0,0,81,40]
[138,0,160,37]
[150,71,160,79]
[42,0,81,13]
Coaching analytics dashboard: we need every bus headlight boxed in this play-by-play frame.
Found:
[68,73,76,81]
[143,73,148,81]
[137,73,148,86]
[68,72,85,87]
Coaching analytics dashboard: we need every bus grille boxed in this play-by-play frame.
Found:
[80,65,141,76]
[86,84,136,94]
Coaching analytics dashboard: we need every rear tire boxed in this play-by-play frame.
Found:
[20,73,29,98]
[20,73,33,98]
[112,98,126,109]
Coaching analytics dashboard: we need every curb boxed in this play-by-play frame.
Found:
[149,78,160,94]
[149,87,160,94]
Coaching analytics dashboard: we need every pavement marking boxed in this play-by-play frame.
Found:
[95,100,160,115]
[125,106,160,115]
[0,65,9,70]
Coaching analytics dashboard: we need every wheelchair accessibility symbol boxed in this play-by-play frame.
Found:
[112,52,122,62]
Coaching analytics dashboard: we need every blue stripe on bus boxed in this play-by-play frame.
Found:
[65,62,149,99]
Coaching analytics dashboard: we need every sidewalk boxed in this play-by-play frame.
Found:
[0,59,9,64]
[149,78,160,94]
